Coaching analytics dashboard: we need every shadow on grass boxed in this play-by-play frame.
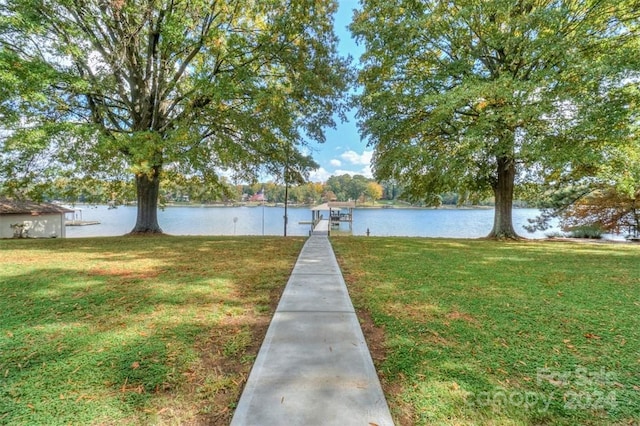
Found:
[0,236,305,425]
[334,237,640,426]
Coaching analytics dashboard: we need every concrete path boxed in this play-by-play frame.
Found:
[231,235,394,426]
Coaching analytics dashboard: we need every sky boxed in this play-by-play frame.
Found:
[305,0,371,182]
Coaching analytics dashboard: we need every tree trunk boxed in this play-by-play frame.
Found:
[487,156,519,239]
[130,168,163,234]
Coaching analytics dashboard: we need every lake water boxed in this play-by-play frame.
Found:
[65,205,559,239]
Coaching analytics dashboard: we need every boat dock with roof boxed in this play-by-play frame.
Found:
[309,201,355,234]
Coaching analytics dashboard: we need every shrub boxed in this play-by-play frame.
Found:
[567,225,603,239]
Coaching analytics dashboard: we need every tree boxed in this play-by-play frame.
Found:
[526,134,640,237]
[325,173,373,201]
[365,181,383,204]
[348,174,369,202]
[351,0,640,239]
[562,188,640,237]
[325,174,348,200]
[0,0,349,233]
[304,182,324,204]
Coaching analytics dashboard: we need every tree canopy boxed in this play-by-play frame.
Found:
[0,0,350,233]
[325,173,370,201]
[351,0,640,238]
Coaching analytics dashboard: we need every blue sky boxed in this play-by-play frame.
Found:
[306,0,371,182]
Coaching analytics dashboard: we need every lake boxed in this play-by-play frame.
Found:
[65,205,559,239]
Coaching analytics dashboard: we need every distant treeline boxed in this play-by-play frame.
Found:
[40,173,532,207]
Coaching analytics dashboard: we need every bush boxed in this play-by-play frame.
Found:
[545,231,566,239]
[567,225,603,239]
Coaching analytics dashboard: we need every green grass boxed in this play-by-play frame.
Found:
[0,236,304,425]
[332,238,640,426]
[4,235,638,425]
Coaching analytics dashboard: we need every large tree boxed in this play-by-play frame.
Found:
[350,0,640,238]
[0,0,349,233]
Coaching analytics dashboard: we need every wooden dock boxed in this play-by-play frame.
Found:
[310,201,355,234]
[312,219,330,235]
[66,220,100,226]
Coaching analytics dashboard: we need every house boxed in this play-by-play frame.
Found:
[249,188,266,202]
[0,199,74,238]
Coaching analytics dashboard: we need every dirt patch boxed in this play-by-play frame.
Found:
[198,314,272,426]
[445,309,480,326]
[153,287,283,425]
[357,309,387,365]
[153,312,272,426]
[355,308,416,426]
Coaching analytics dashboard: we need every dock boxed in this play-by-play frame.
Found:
[64,208,100,226]
[310,202,355,234]
[312,219,330,235]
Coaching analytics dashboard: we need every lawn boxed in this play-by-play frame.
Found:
[332,238,640,426]
[0,236,304,425]
[3,235,638,425]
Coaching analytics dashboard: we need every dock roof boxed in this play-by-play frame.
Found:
[311,201,356,211]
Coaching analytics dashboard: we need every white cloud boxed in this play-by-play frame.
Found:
[309,167,331,182]
[307,149,375,182]
[332,149,374,178]
[340,149,373,166]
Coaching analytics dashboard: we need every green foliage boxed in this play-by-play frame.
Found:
[0,0,351,228]
[567,225,604,239]
[334,237,640,425]
[365,181,383,203]
[350,0,640,236]
[325,174,371,201]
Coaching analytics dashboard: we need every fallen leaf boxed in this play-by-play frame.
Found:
[131,361,140,370]
[584,333,601,339]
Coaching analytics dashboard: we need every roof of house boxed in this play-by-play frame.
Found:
[0,198,75,215]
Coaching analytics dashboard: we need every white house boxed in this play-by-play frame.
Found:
[0,199,74,238]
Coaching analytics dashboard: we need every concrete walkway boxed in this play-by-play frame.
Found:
[231,235,394,426]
